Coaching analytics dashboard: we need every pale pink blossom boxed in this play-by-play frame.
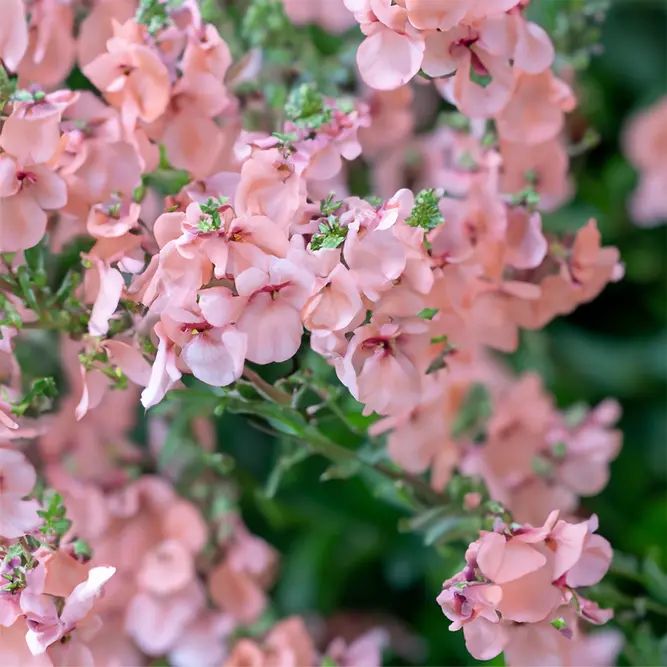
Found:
[0,90,75,165]
[83,19,171,132]
[236,257,314,364]
[0,156,67,252]
[0,448,41,539]
[282,0,356,34]
[0,0,29,71]
[340,319,431,416]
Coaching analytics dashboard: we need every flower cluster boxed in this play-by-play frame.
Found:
[0,0,652,664]
[437,510,615,664]
[0,448,115,665]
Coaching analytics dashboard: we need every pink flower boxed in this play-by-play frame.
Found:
[23,564,116,655]
[182,320,247,386]
[426,23,515,117]
[352,1,426,91]
[137,540,196,595]
[0,0,28,71]
[236,257,314,364]
[77,0,136,68]
[17,0,77,87]
[86,198,140,239]
[0,90,75,165]
[437,582,502,631]
[341,319,430,416]
[83,19,171,131]
[0,448,41,539]
[282,0,356,34]
[495,70,576,145]
[83,256,125,337]
[0,156,67,252]
[125,584,206,656]
[302,264,364,332]
[141,321,183,409]
[208,562,267,625]
[500,138,572,212]
[235,148,307,231]
[565,517,613,589]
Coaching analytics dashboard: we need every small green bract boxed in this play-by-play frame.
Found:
[406,189,444,231]
[285,84,333,130]
[310,216,347,251]
[198,196,229,233]
[135,0,171,36]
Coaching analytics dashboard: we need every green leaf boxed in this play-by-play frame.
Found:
[72,539,92,560]
[135,0,171,36]
[11,377,58,418]
[418,308,439,320]
[320,458,362,481]
[265,446,311,498]
[643,554,667,605]
[198,196,230,232]
[285,83,333,130]
[405,189,444,231]
[423,516,475,546]
[320,194,343,217]
[310,216,348,252]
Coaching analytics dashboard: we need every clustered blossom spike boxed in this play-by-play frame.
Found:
[437,510,614,664]
[0,0,651,664]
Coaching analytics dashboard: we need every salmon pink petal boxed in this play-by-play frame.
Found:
[162,499,208,554]
[513,19,555,74]
[141,323,183,409]
[125,586,205,656]
[0,495,41,539]
[0,156,20,197]
[0,192,47,252]
[566,534,613,588]
[208,562,266,624]
[0,0,28,71]
[238,295,304,365]
[138,540,194,595]
[101,340,152,387]
[88,262,124,337]
[162,112,224,179]
[357,25,425,91]
[477,532,547,583]
[198,287,245,328]
[506,210,548,269]
[42,551,88,598]
[181,327,246,387]
[462,618,508,661]
[0,448,37,495]
[29,167,68,210]
[74,368,109,421]
[550,519,589,580]
[497,558,563,623]
[61,567,115,627]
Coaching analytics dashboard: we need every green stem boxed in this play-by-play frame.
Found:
[243,367,292,406]
[241,371,445,508]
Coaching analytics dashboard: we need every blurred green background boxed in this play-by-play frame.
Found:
[208,1,667,665]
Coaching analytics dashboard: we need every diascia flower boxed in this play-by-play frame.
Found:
[0,448,41,539]
[0,154,67,253]
[437,511,613,663]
